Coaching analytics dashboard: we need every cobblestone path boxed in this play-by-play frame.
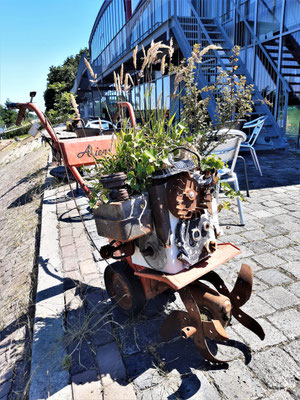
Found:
[51,150,300,399]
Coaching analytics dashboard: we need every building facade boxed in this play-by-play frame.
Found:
[72,0,300,149]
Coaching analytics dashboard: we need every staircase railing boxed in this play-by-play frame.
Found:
[229,0,289,128]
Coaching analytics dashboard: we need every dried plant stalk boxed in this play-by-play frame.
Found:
[84,57,97,82]
[70,94,80,119]
[133,45,138,69]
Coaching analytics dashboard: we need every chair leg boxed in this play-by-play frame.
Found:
[252,147,263,176]
[237,155,250,197]
[249,147,258,170]
[233,175,245,226]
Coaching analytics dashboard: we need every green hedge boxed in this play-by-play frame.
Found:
[1,124,32,139]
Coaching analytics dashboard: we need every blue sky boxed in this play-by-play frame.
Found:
[0,1,103,110]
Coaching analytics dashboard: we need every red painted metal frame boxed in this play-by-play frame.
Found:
[12,102,118,197]
[11,101,242,302]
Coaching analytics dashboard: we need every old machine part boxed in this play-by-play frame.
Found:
[94,193,152,241]
[160,264,265,363]
[100,240,135,260]
[9,99,265,364]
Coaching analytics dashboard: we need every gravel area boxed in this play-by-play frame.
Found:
[0,137,49,399]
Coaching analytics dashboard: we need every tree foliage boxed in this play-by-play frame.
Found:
[44,48,88,112]
[0,100,18,128]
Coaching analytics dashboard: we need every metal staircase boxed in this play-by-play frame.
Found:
[263,36,300,106]
[171,3,289,150]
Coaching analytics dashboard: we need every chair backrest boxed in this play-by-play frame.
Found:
[243,116,266,146]
[212,129,246,173]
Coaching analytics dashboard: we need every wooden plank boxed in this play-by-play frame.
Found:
[134,243,241,291]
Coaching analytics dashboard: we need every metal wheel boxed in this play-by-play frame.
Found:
[104,261,146,316]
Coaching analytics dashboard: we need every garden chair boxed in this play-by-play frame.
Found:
[213,130,247,226]
[240,116,266,176]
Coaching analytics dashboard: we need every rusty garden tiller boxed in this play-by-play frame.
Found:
[9,96,265,363]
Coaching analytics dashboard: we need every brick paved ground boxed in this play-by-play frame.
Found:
[0,139,48,399]
[36,149,300,399]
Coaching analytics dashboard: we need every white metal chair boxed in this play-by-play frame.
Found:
[240,116,266,176]
[213,129,247,226]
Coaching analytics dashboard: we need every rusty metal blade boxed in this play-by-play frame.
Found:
[180,287,229,363]
[232,308,265,340]
[202,320,229,341]
[200,271,230,297]
[230,264,253,307]
[160,310,190,341]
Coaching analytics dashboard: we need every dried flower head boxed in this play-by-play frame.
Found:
[70,94,80,118]
[161,54,166,75]
[120,64,124,85]
[133,45,138,69]
[169,37,174,61]
[84,57,97,82]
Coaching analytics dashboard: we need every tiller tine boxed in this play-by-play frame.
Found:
[160,264,265,363]
[160,310,190,341]
[201,264,265,341]
[179,285,231,363]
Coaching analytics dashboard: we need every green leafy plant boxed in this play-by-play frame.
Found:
[80,42,252,209]
[171,45,254,156]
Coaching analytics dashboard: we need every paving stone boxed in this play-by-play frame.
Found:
[245,240,276,255]
[242,294,276,317]
[0,365,13,385]
[286,281,300,297]
[284,340,300,364]
[264,390,295,400]
[251,209,274,218]
[79,259,98,276]
[286,231,300,244]
[234,244,255,259]
[232,317,286,351]
[267,309,300,340]
[278,261,300,279]
[265,236,295,248]
[135,371,181,400]
[259,286,300,309]
[176,370,221,400]
[0,378,11,398]
[252,253,285,268]
[262,224,291,237]
[218,233,247,245]
[77,246,94,262]
[104,381,136,400]
[208,359,266,399]
[72,370,102,400]
[133,368,165,390]
[74,237,90,248]
[241,229,267,241]
[65,288,83,311]
[283,203,300,211]
[250,348,300,390]
[61,244,75,260]
[273,247,300,262]
[117,318,162,356]
[60,227,73,237]
[69,339,96,376]
[96,342,127,386]
[262,200,283,208]
[65,270,82,283]
[255,268,293,286]
[252,277,269,293]
[60,235,73,247]
[266,206,288,216]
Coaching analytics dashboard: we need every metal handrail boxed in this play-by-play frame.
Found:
[229,0,290,92]
[185,0,228,70]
